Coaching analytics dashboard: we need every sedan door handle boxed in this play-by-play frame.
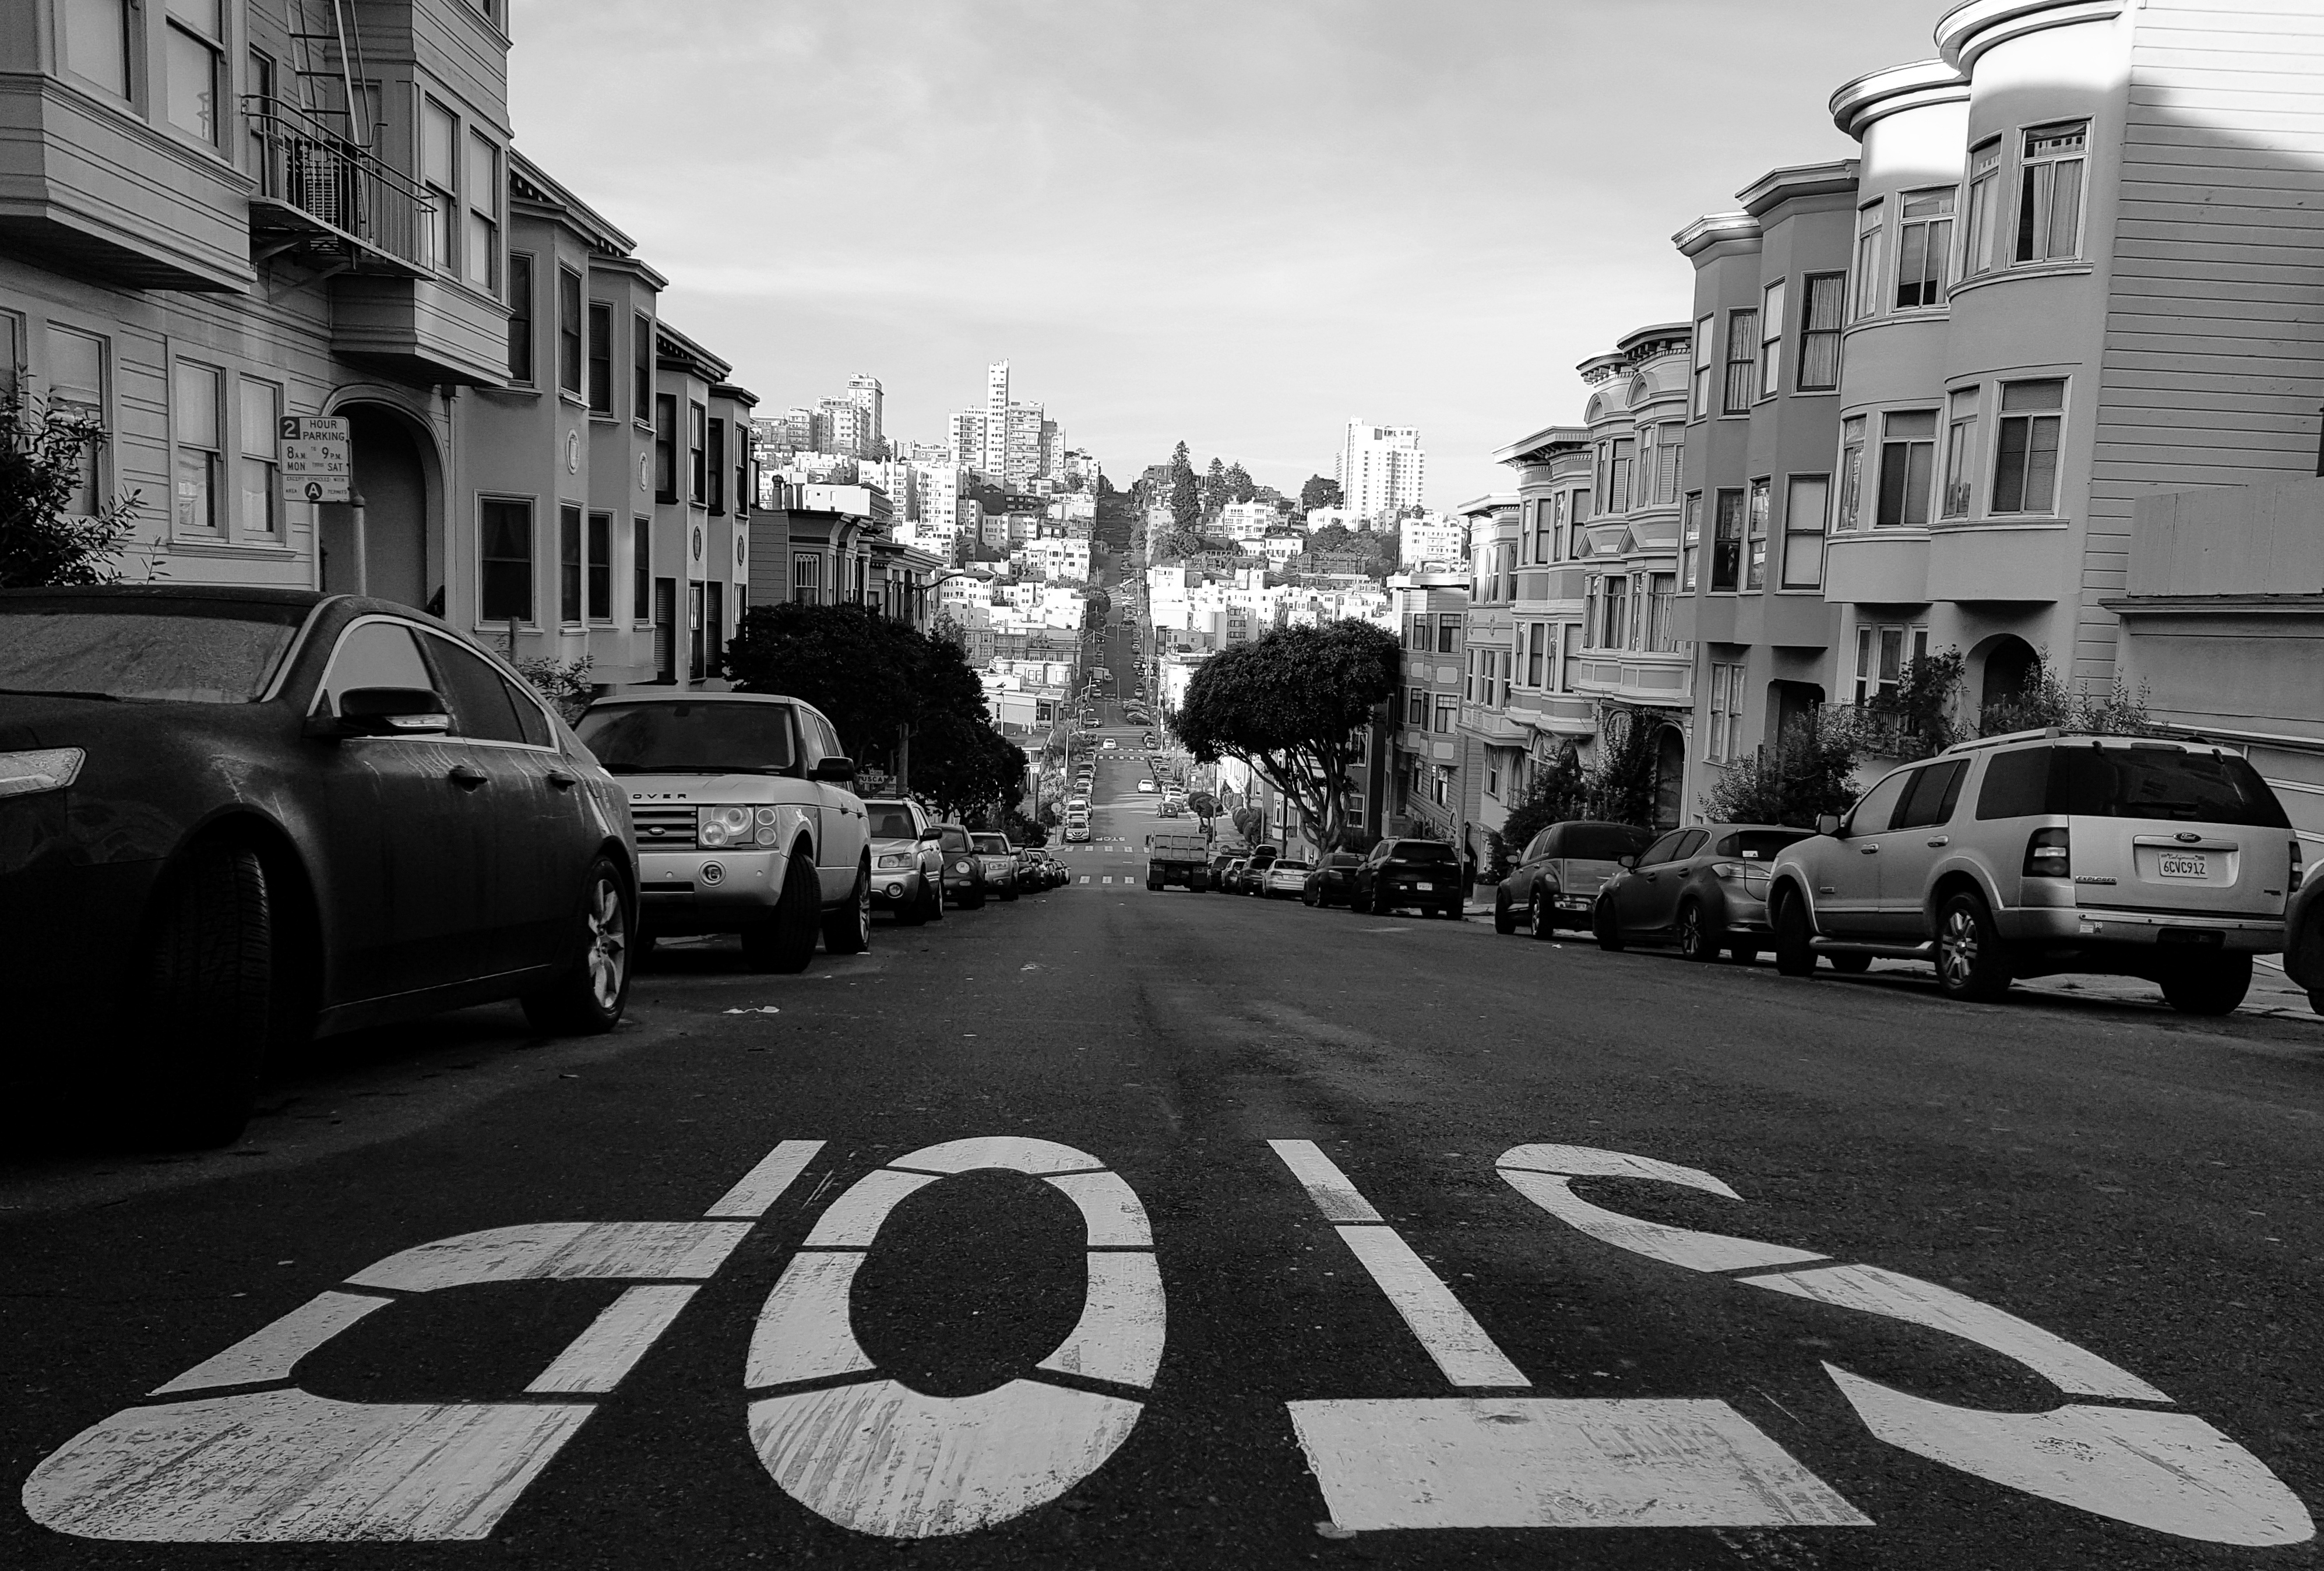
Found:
[448,763,488,790]
[1925,835,1949,848]
[545,769,578,790]
[1858,844,1880,854]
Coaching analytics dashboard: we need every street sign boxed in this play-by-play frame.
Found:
[279,415,351,503]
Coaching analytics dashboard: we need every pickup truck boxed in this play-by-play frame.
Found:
[1146,828,1211,891]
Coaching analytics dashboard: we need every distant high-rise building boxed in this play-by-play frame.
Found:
[984,361,1011,475]
[1005,400,1046,487]
[949,410,987,470]
[847,374,885,459]
[1336,420,1427,523]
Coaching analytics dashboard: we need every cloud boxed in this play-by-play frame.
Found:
[510,0,1940,498]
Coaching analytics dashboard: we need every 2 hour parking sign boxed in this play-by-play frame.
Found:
[279,415,351,504]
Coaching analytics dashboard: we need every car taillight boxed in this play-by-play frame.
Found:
[2023,826,2071,878]
[2293,839,2305,886]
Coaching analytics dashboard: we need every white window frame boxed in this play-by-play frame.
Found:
[1758,280,1786,399]
[2014,121,2088,266]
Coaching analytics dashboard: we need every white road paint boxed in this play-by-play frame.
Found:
[705,1139,826,1218]
[1267,1139,1385,1223]
[22,1390,594,1542]
[751,1380,1145,1538]
[747,1136,1163,1537]
[24,1140,822,1544]
[1499,1167,1826,1274]
[1826,1365,2315,1547]
[1495,1140,2314,1547]
[151,1291,392,1395]
[1288,1398,1871,1531]
[1742,1264,2168,1402]
[527,1285,702,1394]
[1332,1226,1530,1389]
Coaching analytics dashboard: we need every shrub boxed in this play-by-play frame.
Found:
[516,654,594,723]
[0,388,145,589]
[1700,709,1862,827]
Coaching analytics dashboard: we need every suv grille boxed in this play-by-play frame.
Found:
[631,805,698,850]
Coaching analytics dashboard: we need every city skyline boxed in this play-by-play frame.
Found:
[506,0,1936,505]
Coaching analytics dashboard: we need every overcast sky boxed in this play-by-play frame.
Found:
[509,1,1938,505]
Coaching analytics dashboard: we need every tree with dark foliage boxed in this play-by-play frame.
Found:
[0,388,143,589]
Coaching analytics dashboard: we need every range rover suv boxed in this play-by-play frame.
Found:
[574,691,871,971]
[1767,730,2296,1013]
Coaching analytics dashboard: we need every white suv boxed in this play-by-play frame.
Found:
[574,691,872,971]
[1767,730,2297,1013]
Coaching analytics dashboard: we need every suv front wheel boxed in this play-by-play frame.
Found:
[1935,891,2013,1002]
[2160,952,2251,1016]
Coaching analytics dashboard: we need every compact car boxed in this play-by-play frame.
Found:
[1589,823,1811,960]
[1351,839,1462,917]
[934,823,987,906]
[1301,851,1364,907]
[1,586,636,1146]
[1494,820,1657,939]
[969,832,1022,900]
[1261,858,1312,899]
[575,691,870,970]
[861,798,945,925]
[1767,730,2297,1012]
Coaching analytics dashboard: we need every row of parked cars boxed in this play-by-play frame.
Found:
[1198,840,1467,916]
[0,584,1066,1150]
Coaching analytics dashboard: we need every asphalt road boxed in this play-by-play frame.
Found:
[7,703,2324,1566]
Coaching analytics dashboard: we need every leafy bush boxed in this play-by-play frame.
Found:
[0,388,145,589]
[1586,707,1665,828]
[1700,709,1862,827]
[516,654,594,723]
[1980,669,2160,738]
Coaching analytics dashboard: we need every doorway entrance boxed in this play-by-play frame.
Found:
[318,403,436,609]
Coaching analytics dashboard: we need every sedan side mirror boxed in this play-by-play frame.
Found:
[311,687,450,740]
[809,756,857,783]
[1618,854,1639,871]
[918,826,945,841]
[1815,813,1844,837]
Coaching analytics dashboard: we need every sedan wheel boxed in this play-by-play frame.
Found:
[1677,901,1713,963]
[1593,897,1625,952]
[133,840,275,1148]
[523,854,633,1034]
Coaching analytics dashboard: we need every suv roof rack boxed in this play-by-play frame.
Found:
[1943,727,2064,754]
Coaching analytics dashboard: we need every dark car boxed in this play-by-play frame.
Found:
[1590,823,1812,961]
[934,823,987,908]
[0,586,638,1146]
[2288,860,2323,1016]
[1235,845,1280,894]
[1204,850,1239,891]
[1494,820,1657,939]
[1302,851,1364,907]
[1350,838,1462,917]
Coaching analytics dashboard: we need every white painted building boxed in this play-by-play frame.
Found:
[1399,515,1468,569]
[1336,421,1427,523]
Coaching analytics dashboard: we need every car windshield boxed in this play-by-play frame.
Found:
[939,827,970,851]
[865,804,917,839]
[1557,825,1653,861]
[1719,829,1811,860]
[1389,843,1456,864]
[971,834,1011,854]
[0,600,305,702]
[575,701,795,774]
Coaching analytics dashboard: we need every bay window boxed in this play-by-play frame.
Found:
[2015,122,2087,264]
[1895,188,1953,308]
[1797,273,1844,391]
[1875,410,1937,529]
[1836,415,1865,531]
[1710,488,1744,591]
[1692,314,1714,418]
[1722,309,1757,413]
[1992,379,2065,513]
[164,0,222,145]
[1853,202,1883,320]
[1780,475,1828,590]
[1942,386,1979,517]
[1758,280,1786,397]
[1745,477,1770,590]
[1963,139,2003,276]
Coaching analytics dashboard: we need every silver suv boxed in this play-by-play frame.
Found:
[1767,730,2298,1013]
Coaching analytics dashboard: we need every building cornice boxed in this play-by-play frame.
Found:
[1492,424,1590,466]
[1737,158,1861,218]
[508,149,639,258]
[1674,210,1762,258]
[1827,58,1969,140]
[1935,0,2126,72]
[1619,322,1693,365]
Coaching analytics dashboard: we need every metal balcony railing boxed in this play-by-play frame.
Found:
[242,97,434,273]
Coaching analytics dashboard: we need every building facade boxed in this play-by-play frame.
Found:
[1388,570,1469,839]
[1337,420,1425,524]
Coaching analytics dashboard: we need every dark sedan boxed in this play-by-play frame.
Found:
[1350,838,1463,917]
[1591,823,1812,961]
[934,823,987,908]
[0,586,637,1146]
[1301,851,1362,907]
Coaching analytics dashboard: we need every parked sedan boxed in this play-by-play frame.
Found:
[935,823,987,907]
[0,585,637,1146]
[1301,851,1364,907]
[862,798,945,925]
[1261,858,1312,899]
[1351,839,1462,917]
[1590,823,1811,961]
[1494,820,1657,939]
[1236,846,1280,894]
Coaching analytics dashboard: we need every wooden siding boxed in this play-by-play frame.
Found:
[2084,1,2324,676]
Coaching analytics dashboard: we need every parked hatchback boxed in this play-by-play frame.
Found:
[1589,824,1812,960]
[1302,851,1364,907]
[1767,731,2297,1012]
[934,823,986,907]
[1351,839,1462,917]
[1495,820,1657,939]
[1,586,636,1146]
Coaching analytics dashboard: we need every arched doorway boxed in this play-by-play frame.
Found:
[318,403,438,610]
[1979,636,2041,720]
[1653,725,1686,829]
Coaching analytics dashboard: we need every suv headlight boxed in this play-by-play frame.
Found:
[0,748,83,800]
[697,805,753,848]
[876,851,912,869]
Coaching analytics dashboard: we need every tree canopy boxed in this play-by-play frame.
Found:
[1299,475,1343,513]
[1174,619,1400,850]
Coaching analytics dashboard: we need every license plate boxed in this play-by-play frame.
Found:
[1414,882,1435,891]
[2157,854,2209,879]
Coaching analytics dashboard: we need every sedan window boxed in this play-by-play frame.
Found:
[321,621,434,713]
[1638,830,1689,866]
[0,599,305,704]
[575,701,797,774]
[423,635,534,745]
